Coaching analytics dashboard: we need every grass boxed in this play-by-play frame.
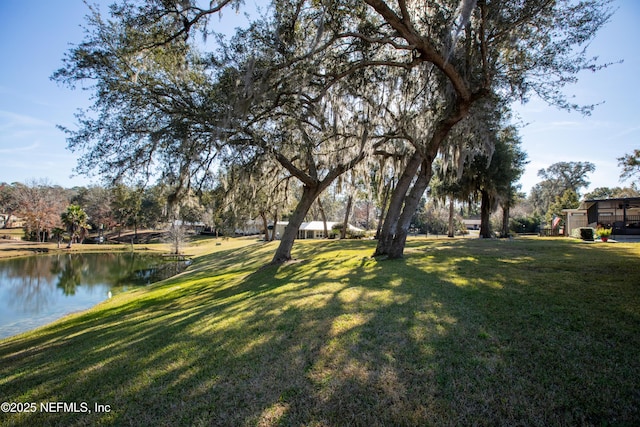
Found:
[1,237,639,426]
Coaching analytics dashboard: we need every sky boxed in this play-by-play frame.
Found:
[1,0,639,196]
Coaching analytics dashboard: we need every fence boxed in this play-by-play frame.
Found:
[539,228,562,237]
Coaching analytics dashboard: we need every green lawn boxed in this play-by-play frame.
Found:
[1,237,639,426]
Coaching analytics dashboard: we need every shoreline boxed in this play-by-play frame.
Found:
[0,240,167,259]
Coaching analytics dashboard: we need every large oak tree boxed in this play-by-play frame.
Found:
[55,0,614,262]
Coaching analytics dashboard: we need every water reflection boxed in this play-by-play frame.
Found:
[0,253,188,339]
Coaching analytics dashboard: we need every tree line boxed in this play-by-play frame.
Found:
[46,0,625,263]
[0,181,160,242]
[3,155,637,245]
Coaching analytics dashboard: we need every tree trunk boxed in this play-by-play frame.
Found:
[448,196,455,238]
[386,160,433,259]
[341,194,353,239]
[501,204,510,238]
[271,185,321,264]
[317,199,328,238]
[2,212,12,229]
[479,190,492,238]
[374,151,422,256]
[260,212,269,241]
[364,199,371,230]
[375,178,393,240]
[270,210,278,241]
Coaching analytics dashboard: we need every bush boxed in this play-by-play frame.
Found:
[346,230,365,239]
[596,226,612,238]
[510,216,540,234]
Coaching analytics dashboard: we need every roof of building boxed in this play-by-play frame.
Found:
[580,196,640,210]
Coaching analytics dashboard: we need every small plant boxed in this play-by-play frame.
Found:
[596,226,612,241]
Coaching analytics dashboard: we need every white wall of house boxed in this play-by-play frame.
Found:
[274,220,363,239]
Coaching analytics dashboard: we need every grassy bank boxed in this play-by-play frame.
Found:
[1,237,639,426]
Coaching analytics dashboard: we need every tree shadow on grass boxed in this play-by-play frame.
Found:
[1,238,639,426]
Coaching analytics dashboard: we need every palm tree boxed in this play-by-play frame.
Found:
[61,204,90,247]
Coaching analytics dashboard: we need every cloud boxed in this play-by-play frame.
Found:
[0,110,52,129]
[0,143,39,154]
[0,110,57,152]
[610,125,640,140]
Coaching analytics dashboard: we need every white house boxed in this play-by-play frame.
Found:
[275,220,364,239]
[0,213,23,229]
[462,218,481,230]
[234,219,263,236]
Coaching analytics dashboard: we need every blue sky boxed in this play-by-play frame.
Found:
[1,1,638,195]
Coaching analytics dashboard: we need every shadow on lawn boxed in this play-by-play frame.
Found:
[1,238,639,426]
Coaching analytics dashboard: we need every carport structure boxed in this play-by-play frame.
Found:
[583,197,640,236]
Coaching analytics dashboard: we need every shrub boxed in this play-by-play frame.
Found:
[346,230,365,239]
[596,226,612,238]
[510,216,541,234]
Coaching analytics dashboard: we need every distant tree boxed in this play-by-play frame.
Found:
[530,161,595,216]
[538,161,596,194]
[61,204,90,246]
[618,149,640,183]
[546,189,580,226]
[428,161,462,238]
[167,222,187,255]
[509,195,541,234]
[335,171,361,239]
[420,199,459,236]
[51,227,66,249]
[584,186,640,200]
[0,183,19,229]
[446,124,527,238]
[220,159,293,241]
[72,186,116,232]
[111,184,143,238]
[140,186,166,229]
[14,180,68,242]
[199,185,237,237]
[494,128,528,238]
[368,160,398,240]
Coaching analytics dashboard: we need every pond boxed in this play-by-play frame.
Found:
[0,252,189,339]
